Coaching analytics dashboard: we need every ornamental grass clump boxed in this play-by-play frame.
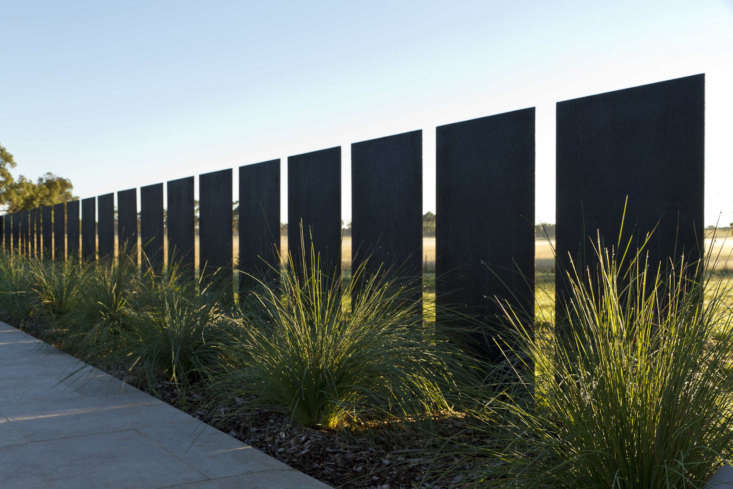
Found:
[214,240,461,429]
[29,258,87,328]
[0,253,35,325]
[122,261,230,394]
[60,257,138,366]
[472,236,733,489]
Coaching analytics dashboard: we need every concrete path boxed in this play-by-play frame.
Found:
[0,322,332,489]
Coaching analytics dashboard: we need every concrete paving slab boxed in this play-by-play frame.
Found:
[158,470,331,489]
[0,430,207,489]
[0,322,332,489]
[136,421,292,479]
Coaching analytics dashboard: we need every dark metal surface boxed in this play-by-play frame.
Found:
[351,130,422,296]
[288,147,341,278]
[81,197,96,261]
[167,176,195,280]
[117,188,138,263]
[141,183,164,272]
[97,193,115,260]
[436,108,535,360]
[66,200,80,261]
[53,203,65,261]
[199,169,233,294]
[556,74,704,317]
[238,160,280,291]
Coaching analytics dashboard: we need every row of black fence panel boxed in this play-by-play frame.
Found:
[0,74,705,369]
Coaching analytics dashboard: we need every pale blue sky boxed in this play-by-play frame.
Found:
[1,1,732,224]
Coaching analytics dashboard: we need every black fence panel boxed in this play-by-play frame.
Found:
[10,213,19,255]
[140,183,164,272]
[117,188,138,263]
[81,197,96,261]
[20,210,29,256]
[14,212,21,255]
[352,130,422,302]
[238,160,280,291]
[42,206,52,260]
[288,147,341,278]
[167,176,195,281]
[3,214,10,251]
[31,208,40,257]
[66,200,80,261]
[199,169,233,294]
[97,193,115,260]
[556,74,704,320]
[53,203,65,261]
[9,213,13,253]
[436,109,535,361]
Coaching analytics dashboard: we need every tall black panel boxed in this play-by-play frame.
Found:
[167,176,194,281]
[16,212,22,255]
[11,213,20,255]
[81,197,96,261]
[3,214,10,251]
[117,188,138,263]
[41,206,52,260]
[556,74,704,318]
[0,215,4,252]
[238,160,280,291]
[288,147,341,277]
[31,208,40,257]
[97,193,114,260]
[352,130,422,295]
[53,203,65,261]
[199,169,233,294]
[14,213,20,255]
[66,200,80,261]
[141,183,164,272]
[20,210,29,256]
[436,109,535,361]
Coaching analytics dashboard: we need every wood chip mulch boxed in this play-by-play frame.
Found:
[154,383,481,489]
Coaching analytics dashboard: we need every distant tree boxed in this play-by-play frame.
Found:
[3,173,75,212]
[0,144,76,212]
[535,223,556,239]
[423,211,436,235]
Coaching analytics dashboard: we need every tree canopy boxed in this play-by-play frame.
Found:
[0,144,75,213]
